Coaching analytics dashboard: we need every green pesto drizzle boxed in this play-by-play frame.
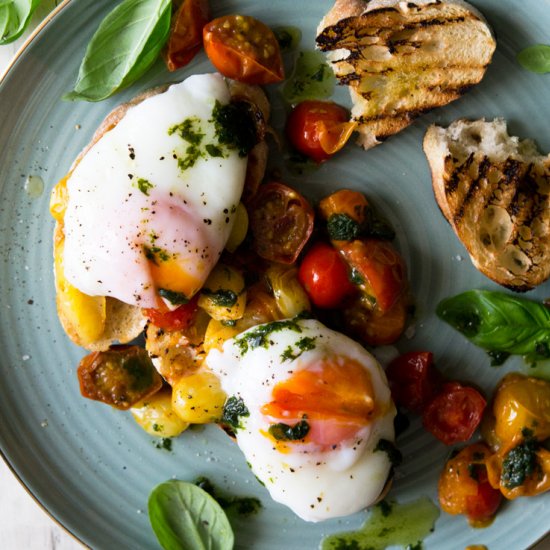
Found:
[158,289,188,305]
[144,245,172,265]
[168,117,204,145]
[136,177,154,196]
[280,336,317,362]
[322,498,440,550]
[234,317,305,356]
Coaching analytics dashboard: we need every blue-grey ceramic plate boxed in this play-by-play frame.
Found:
[0,0,549,548]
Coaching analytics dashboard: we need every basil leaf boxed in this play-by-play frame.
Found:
[437,290,550,360]
[64,0,171,102]
[148,480,234,550]
[0,0,42,45]
[517,44,550,74]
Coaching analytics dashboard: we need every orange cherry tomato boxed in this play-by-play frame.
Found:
[286,100,353,163]
[439,443,502,527]
[338,238,406,313]
[298,241,356,309]
[144,295,200,332]
[203,15,284,85]
[164,0,210,71]
[249,182,314,264]
[423,382,487,445]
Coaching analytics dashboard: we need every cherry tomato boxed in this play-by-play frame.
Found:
[339,238,406,313]
[423,382,487,445]
[144,294,199,332]
[203,15,284,85]
[77,345,163,410]
[298,242,356,309]
[439,443,502,527]
[386,351,443,413]
[286,100,354,163]
[250,182,314,264]
[164,0,210,71]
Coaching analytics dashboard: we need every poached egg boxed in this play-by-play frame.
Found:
[206,317,396,522]
[62,73,247,309]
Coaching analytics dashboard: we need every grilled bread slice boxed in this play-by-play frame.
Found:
[316,0,496,150]
[424,118,550,291]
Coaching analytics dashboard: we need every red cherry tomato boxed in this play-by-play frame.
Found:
[298,242,356,308]
[249,182,314,264]
[203,15,284,85]
[439,443,502,527]
[144,295,199,332]
[385,351,443,414]
[286,100,353,163]
[338,238,406,313]
[164,0,210,71]
[423,382,487,445]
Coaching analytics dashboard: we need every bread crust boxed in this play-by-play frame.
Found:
[317,0,496,150]
[424,118,550,291]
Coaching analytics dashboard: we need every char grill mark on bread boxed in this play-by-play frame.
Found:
[316,0,496,150]
[424,118,550,291]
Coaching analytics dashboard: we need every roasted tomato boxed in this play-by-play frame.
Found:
[385,351,443,414]
[250,182,314,264]
[423,382,487,445]
[144,294,200,332]
[439,443,502,527]
[203,14,284,84]
[77,345,163,410]
[286,100,355,163]
[483,373,550,500]
[338,239,406,313]
[492,373,550,447]
[298,241,356,308]
[164,0,210,71]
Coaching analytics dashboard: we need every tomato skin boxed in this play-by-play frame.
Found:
[78,345,163,410]
[164,0,210,71]
[298,242,356,308]
[339,238,406,313]
[250,182,314,264]
[144,295,199,332]
[286,100,350,163]
[203,15,284,85]
[423,382,487,445]
[385,351,443,414]
[439,443,502,526]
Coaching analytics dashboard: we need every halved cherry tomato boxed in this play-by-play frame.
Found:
[249,182,314,264]
[423,382,487,445]
[144,294,200,332]
[286,100,354,163]
[77,345,163,410]
[318,189,370,230]
[203,15,284,85]
[298,241,356,309]
[439,443,502,527]
[164,0,210,71]
[338,238,406,313]
[385,351,443,413]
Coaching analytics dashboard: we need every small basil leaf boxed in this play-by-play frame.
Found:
[0,0,42,45]
[148,480,234,550]
[437,289,550,360]
[517,44,550,74]
[64,0,171,102]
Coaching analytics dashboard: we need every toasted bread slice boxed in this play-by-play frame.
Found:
[316,0,496,150]
[424,118,550,291]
